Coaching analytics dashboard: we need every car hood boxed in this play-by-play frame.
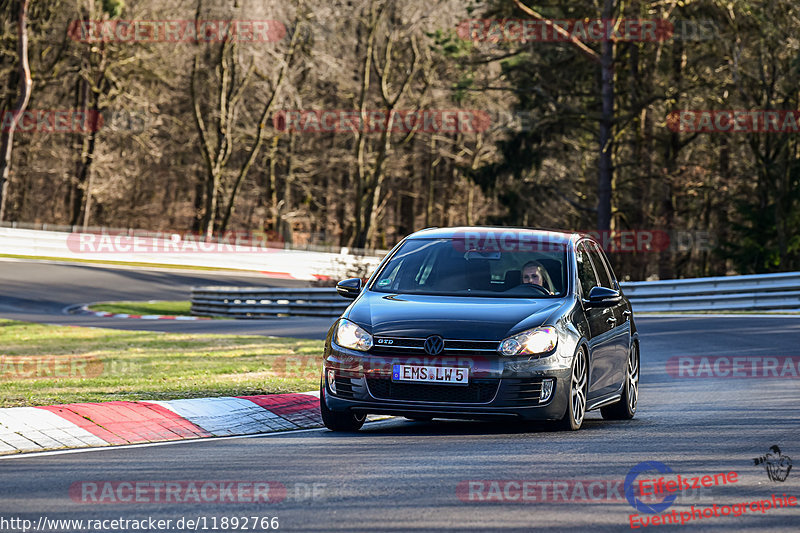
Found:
[345,291,564,340]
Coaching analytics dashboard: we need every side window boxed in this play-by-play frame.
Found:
[575,243,599,299]
[586,242,614,289]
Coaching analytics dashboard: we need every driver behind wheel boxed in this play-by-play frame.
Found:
[521,260,554,294]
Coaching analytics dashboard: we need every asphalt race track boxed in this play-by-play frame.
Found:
[0,259,336,338]
[1,259,799,531]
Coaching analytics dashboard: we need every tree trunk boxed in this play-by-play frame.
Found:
[596,0,615,232]
[0,0,32,222]
[80,88,102,230]
[424,137,436,227]
[69,77,87,225]
[352,1,381,248]
[218,21,300,233]
[267,135,279,231]
[278,133,295,245]
[658,36,684,280]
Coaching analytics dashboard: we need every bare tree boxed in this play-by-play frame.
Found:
[352,0,421,248]
[191,0,303,239]
[0,0,31,221]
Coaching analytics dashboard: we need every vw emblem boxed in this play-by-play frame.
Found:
[424,335,445,356]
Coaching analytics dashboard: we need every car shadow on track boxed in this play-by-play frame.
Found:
[326,415,634,437]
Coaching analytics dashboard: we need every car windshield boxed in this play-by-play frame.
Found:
[370,237,568,297]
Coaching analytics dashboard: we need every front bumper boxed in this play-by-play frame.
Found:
[323,344,572,421]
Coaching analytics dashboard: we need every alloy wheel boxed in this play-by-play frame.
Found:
[627,344,639,413]
[571,350,588,426]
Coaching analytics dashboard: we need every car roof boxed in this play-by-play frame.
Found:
[407,226,582,244]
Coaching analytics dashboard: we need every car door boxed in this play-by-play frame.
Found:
[575,242,617,399]
[586,241,630,393]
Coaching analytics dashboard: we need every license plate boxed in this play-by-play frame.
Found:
[392,365,469,385]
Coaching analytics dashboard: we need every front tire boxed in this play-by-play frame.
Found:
[601,342,639,420]
[320,377,366,431]
[556,347,588,431]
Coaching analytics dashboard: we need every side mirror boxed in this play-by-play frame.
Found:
[336,278,362,299]
[587,286,621,307]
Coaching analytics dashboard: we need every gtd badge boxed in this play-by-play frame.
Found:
[377,339,394,345]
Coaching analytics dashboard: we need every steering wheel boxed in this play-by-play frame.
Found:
[522,283,551,295]
[502,283,551,296]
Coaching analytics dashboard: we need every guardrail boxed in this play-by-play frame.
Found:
[191,287,350,317]
[621,271,800,312]
[191,272,800,318]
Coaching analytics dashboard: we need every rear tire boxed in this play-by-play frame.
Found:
[320,377,366,431]
[601,343,639,420]
[556,347,588,431]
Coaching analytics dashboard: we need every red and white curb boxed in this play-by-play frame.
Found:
[0,392,324,455]
[71,304,211,321]
[262,271,332,282]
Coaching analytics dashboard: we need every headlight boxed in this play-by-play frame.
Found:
[334,318,373,351]
[498,326,558,356]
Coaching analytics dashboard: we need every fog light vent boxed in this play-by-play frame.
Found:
[540,378,554,402]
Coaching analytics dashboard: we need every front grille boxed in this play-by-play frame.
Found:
[503,378,544,406]
[441,340,499,354]
[370,337,498,356]
[370,338,425,355]
[366,377,498,403]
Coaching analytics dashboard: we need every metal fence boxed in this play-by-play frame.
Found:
[191,271,800,318]
[620,271,800,312]
[191,287,351,317]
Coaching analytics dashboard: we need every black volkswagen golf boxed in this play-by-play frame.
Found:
[320,227,639,431]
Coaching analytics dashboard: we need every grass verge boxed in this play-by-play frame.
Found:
[0,319,322,407]
[88,300,194,316]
